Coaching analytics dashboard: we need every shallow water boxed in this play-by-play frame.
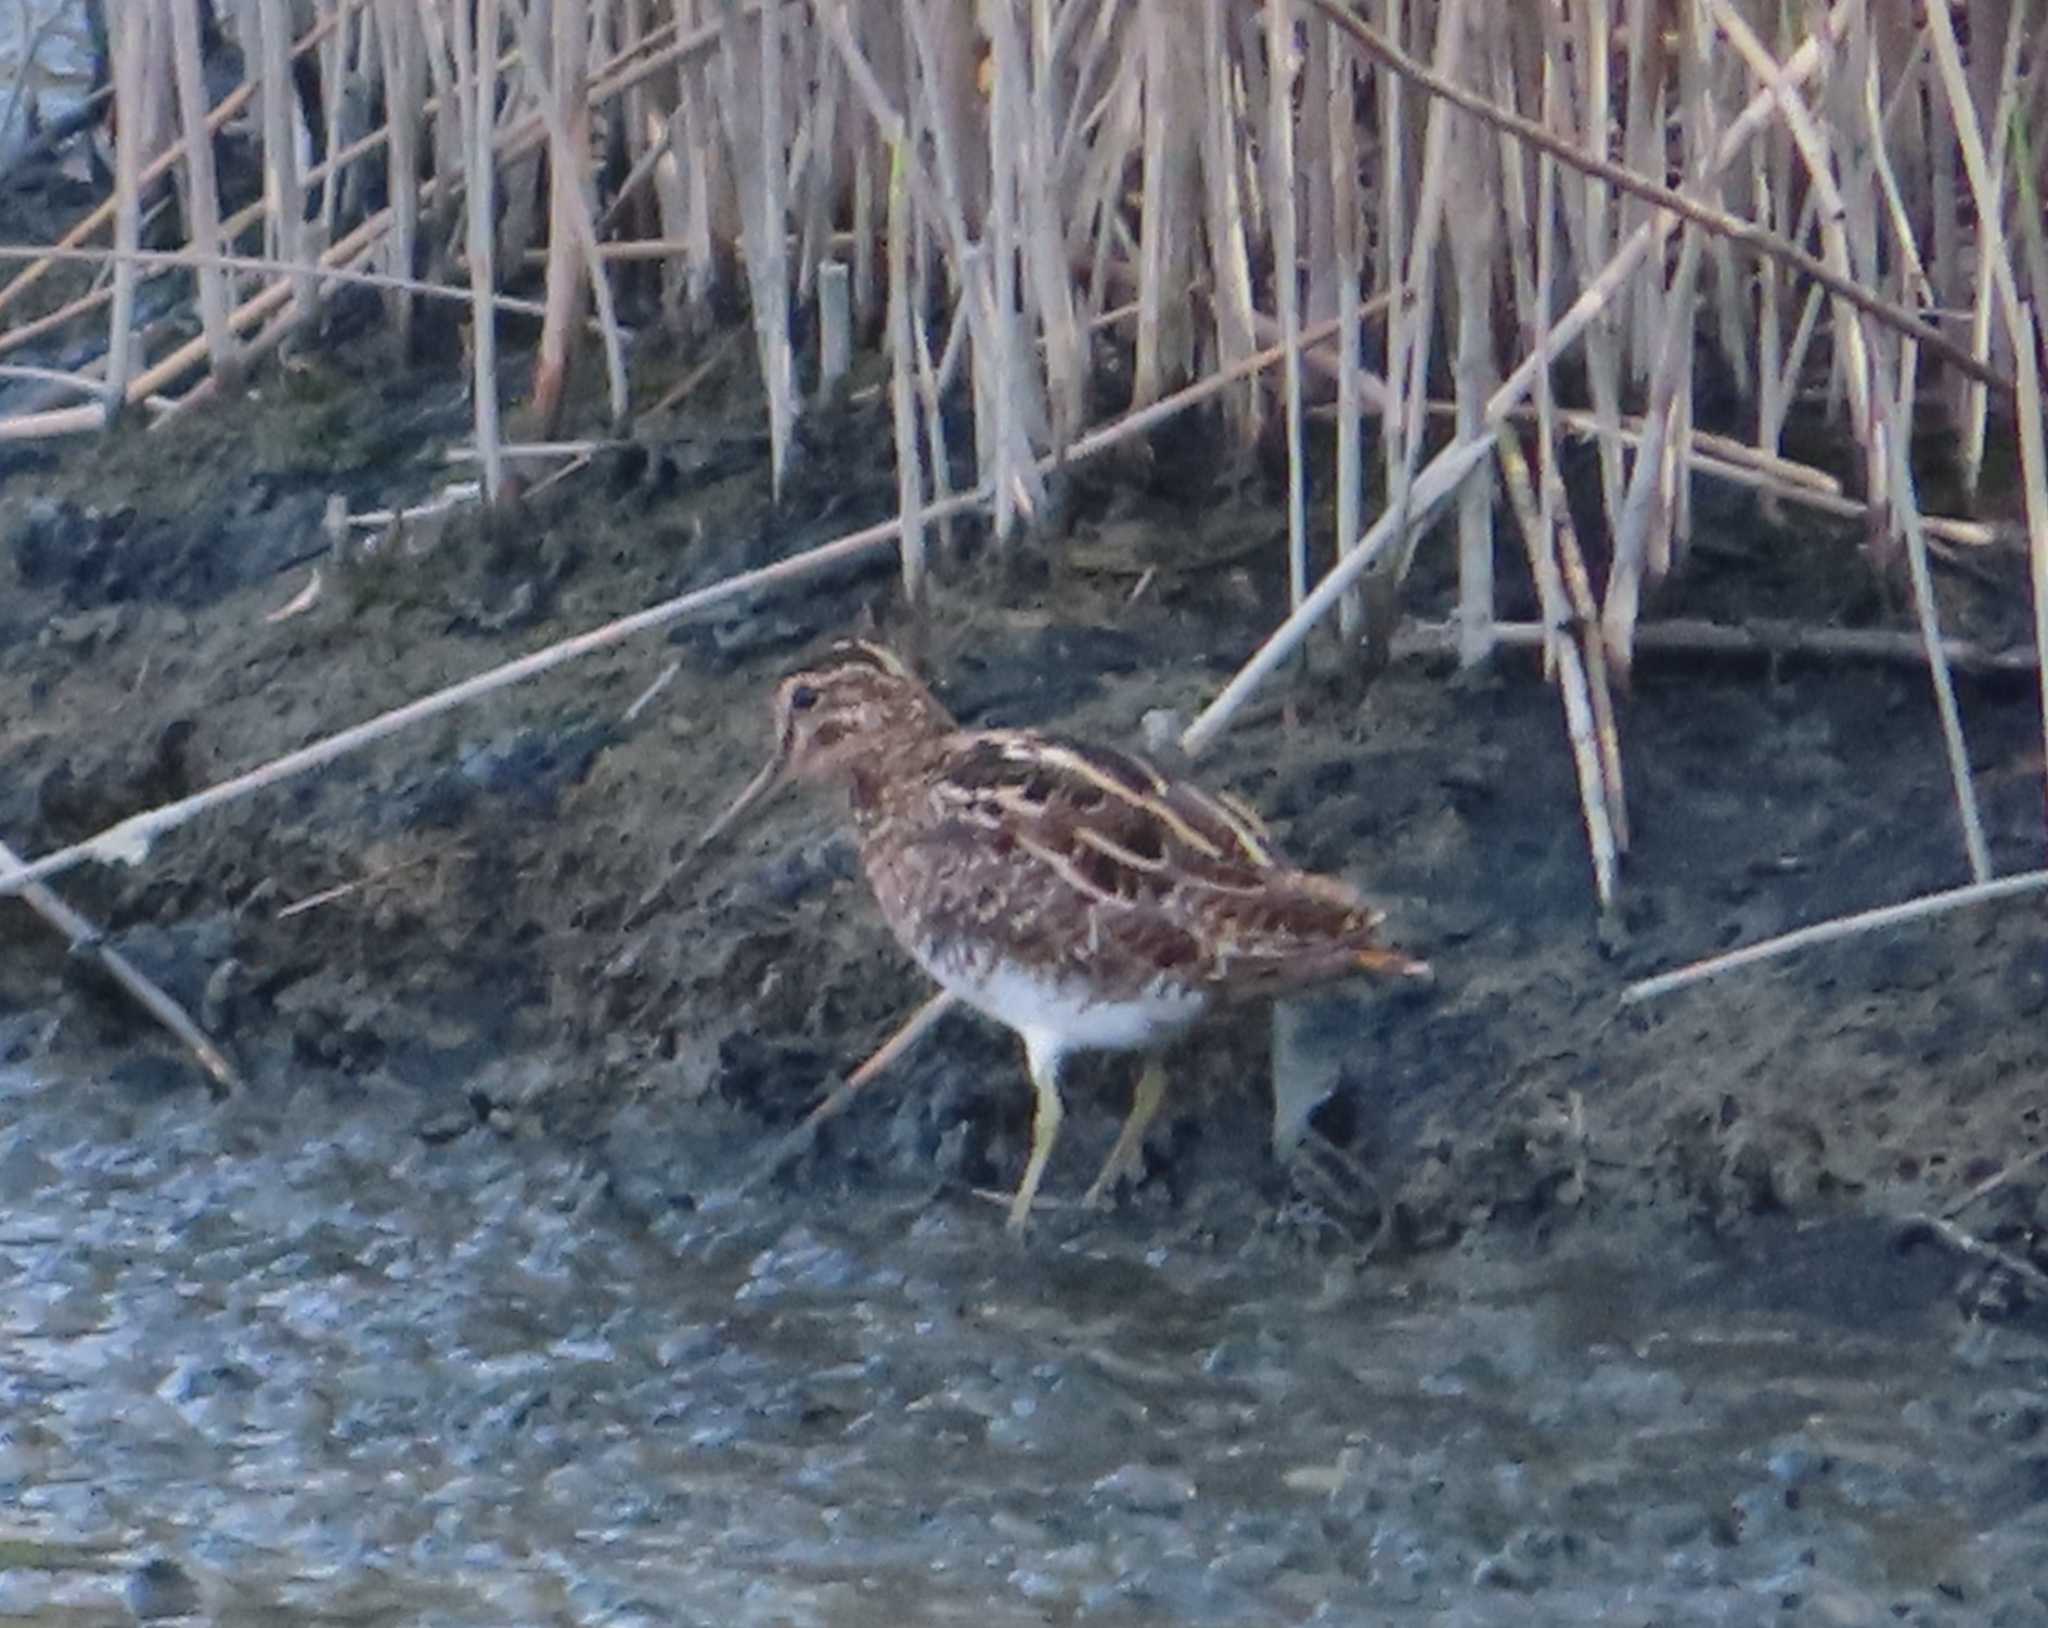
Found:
[0,1063,2043,1627]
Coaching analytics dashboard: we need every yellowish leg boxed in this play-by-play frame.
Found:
[1082,1056,1167,1210]
[1008,1041,1066,1235]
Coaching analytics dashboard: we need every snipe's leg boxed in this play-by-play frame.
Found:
[1008,1036,1067,1235]
[1082,1055,1168,1209]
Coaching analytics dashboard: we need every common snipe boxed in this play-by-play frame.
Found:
[699,641,1428,1233]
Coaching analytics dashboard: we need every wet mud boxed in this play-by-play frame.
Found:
[3,318,2048,1619]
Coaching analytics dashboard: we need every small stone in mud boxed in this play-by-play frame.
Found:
[40,605,127,653]
[1969,1390,2045,1445]
[1090,1463,1197,1513]
[126,1557,201,1620]
[200,958,245,1036]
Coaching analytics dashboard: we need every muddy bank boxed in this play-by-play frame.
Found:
[2,323,2047,1290]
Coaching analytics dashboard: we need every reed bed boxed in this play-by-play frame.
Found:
[2,0,2045,940]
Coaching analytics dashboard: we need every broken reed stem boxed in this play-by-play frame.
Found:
[885,138,927,613]
[728,990,960,1196]
[167,0,238,385]
[1496,434,1618,908]
[2017,309,2048,796]
[0,840,240,1097]
[104,7,149,417]
[504,0,631,429]
[0,242,552,317]
[454,0,505,505]
[1266,0,1308,621]
[1623,869,2048,1006]
[1885,351,1993,882]
[1396,617,2042,677]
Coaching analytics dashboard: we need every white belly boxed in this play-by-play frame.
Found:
[914,943,1207,1057]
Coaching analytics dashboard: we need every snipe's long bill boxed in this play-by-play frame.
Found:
[698,640,1429,1234]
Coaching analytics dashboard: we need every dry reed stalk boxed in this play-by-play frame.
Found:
[1553,506,1628,852]
[888,0,1043,538]
[0,243,554,321]
[316,0,352,237]
[984,1,1028,507]
[1560,0,1628,543]
[886,138,927,613]
[1265,0,1308,624]
[1618,0,1664,380]
[1496,433,1618,909]
[374,0,424,353]
[0,403,104,441]
[675,8,723,333]
[1525,28,1567,688]
[104,5,153,417]
[910,270,962,562]
[1328,19,1364,645]
[1446,1,1496,669]
[1132,0,1193,410]
[1623,868,2048,1007]
[1398,618,2043,678]
[1000,0,1082,447]
[1199,0,1260,444]
[1599,223,1703,683]
[790,19,846,308]
[1379,0,1467,636]
[0,485,966,900]
[1069,48,1138,330]
[506,0,631,430]
[726,990,958,1197]
[1409,395,2003,554]
[1371,0,1408,635]
[1926,1,2037,479]
[451,0,505,505]
[248,0,313,335]
[817,259,852,389]
[167,0,238,385]
[0,364,117,400]
[2010,306,2048,797]
[1248,301,1395,409]
[715,0,797,496]
[0,840,240,1097]
[1526,72,1629,852]
[1881,354,1991,882]
[1943,0,2033,501]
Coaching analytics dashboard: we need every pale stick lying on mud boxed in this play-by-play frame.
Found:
[717,991,960,1204]
[1622,867,2048,1006]
[0,840,241,1096]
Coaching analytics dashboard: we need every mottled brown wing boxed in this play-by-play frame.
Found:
[929,731,1413,995]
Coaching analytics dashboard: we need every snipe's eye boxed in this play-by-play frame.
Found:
[789,684,820,713]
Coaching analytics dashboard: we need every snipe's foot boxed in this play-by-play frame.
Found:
[1080,1056,1169,1210]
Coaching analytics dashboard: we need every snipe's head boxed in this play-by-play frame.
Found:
[696,641,952,849]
